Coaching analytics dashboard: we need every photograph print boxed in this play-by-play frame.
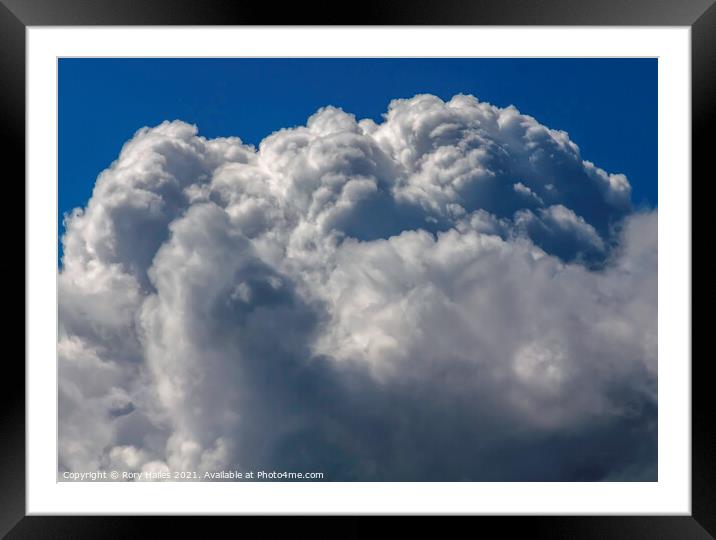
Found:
[58,58,657,482]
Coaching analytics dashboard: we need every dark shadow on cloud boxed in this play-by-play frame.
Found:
[242,353,657,481]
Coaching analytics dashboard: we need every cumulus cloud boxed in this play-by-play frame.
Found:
[58,94,656,481]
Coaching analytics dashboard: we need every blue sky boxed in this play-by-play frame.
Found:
[59,58,657,254]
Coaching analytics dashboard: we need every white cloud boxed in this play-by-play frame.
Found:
[513,181,544,205]
[59,94,656,480]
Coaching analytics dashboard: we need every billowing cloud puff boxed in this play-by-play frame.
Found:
[59,94,656,481]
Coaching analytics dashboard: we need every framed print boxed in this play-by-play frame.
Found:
[3,0,711,536]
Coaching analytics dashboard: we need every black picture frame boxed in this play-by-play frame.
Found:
[2,0,709,537]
